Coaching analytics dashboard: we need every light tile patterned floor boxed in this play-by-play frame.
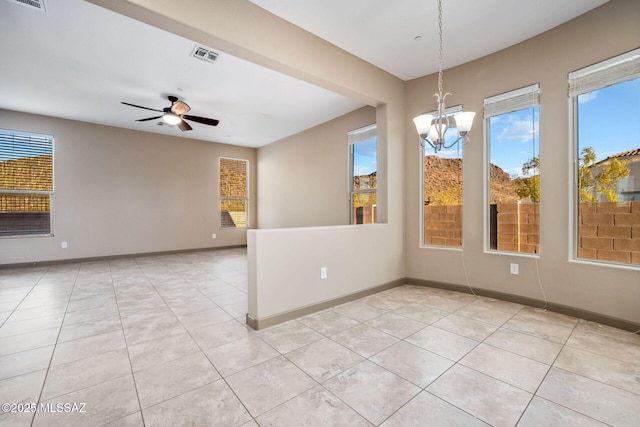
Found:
[1,248,639,426]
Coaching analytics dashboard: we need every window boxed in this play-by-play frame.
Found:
[0,129,54,237]
[219,157,248,229]
[485,84,540,254]
[570,48,640,265]
[422,106,463,247]
[349,124,377,224]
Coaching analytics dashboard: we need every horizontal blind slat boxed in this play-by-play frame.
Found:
[348,124,377,145]
[568,48,640,97]
[0,128,54,236]
[484,84,540,118]
[219,157,248,198]
[0,129,53,192]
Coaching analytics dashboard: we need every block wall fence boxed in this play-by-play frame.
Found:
[578,201,640,264]
[424,201,639,264]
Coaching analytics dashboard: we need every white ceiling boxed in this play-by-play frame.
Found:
[250,0,609,81]
[0,0,607,147]
[0,0,364,147]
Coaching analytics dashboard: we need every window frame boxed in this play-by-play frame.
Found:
[569,48,640,267]
[348,124,377,225]
[483,84,541,257]
[218,156,249,230]
[420,104,464,249]
[0,128,54,238]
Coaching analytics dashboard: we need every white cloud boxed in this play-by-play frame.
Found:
[496,116,539,143]
[578,90,599,104]
[503,167,525,178]
[354,165,373,175]
[436,149,462,159]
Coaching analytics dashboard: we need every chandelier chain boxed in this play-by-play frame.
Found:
[437,0,444,110]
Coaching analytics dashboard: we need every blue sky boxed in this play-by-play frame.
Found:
[353,137,377,175]
[489,108,539,178]
[487,77,640,177]
[577,78,640,161]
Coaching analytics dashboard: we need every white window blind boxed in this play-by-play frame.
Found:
[219,157,248,229]
[0,128,54,237]
[348,123,376,145]
[569,48,640,97]
[423,104,463,118]
[484,84,540,118]
[0,130,53,191]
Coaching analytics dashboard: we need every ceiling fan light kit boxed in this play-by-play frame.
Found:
[162,113,182,125]
[121,95,219,132]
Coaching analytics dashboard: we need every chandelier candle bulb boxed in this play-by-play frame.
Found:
[454,112,476,134]
[429,123,447,143]
[413,114,433,135]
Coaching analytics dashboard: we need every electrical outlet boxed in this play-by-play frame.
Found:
[211,233,216,239]
[510,263,519,275]
[61,241,68,249]
[320,267,327,280]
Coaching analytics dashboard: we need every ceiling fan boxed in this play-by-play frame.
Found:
[121,95,219,131]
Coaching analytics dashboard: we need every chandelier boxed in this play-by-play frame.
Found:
[413,0,475,153]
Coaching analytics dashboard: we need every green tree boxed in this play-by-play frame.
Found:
[578,146,629,202]
[430,186,462,206]
[514,156,540,202]
[516,148,630,203]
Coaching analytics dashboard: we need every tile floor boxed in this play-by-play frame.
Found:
[1,248,639,426]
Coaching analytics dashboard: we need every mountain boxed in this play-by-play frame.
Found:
[423,155,519,205]
[353,171,376,190]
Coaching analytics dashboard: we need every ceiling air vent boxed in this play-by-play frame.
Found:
[191,46,220,64]
[9,0,46,12]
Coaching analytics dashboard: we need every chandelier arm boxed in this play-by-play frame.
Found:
[420,136,438,151]
[434,113,450,142]
[442,135,463,150]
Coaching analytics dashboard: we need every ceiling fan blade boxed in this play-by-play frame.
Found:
[183,115,220,126]
[121,102,163,112]
[136,116,163,122]
[177,120,192,131]
[171,101,191,115]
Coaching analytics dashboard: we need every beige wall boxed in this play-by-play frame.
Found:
[257,106,376,229]
[0,109,256,264]
[248,224,403,321]
[406,0,640,324]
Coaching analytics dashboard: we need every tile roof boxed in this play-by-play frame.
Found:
[605,148,640,159]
